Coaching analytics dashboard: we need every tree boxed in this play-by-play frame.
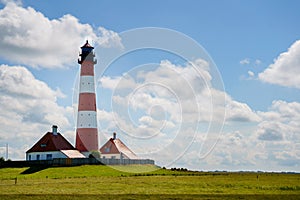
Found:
[89,151,101,159]
[0,157,5,167]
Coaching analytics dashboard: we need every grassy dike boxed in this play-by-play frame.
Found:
[0,165,299,199]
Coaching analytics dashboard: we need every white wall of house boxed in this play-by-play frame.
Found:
[101,153,120,159]
[26,151,67,161]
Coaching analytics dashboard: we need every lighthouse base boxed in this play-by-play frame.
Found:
[75,128,99,152]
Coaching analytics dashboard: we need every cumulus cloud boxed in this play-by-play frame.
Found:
[0,3,123,69]
[99,59,218,125]
[225,99,260,122]
[256,122,284,141]
[0,64,74,159]
[234,100,300,169]
[178,99,300,170]
[97,59,277,167]
[258,40,300,89]
[274,150,300,166]
[257,100,300,141]
[96,27,124,49]
[97,57,300,171]
[99,59,260,128]
[99,75,136,91]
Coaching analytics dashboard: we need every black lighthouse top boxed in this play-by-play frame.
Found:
[78,40,97,64]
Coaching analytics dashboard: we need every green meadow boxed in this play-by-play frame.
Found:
[0,165,299,199]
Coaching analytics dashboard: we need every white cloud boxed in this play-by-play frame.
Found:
[225,98,260,122]
[96,27,124,49]
[0,65,64,100]
[0,64,73,159]
[240,58,261,66]
[255,59,262,65]
[99,75,136,91]
[235,100,300,168]
[258,40,300,89]
[0,3,123,69]
[99,59,219,124]
[251,100,300,168]
[99,59,260,126]
[256,122,284,141]
[273,150,300,166]
[247,70,255,77]
[256,100,300,142]
[240,58,250,65]
[0,0,22,5]
[176,99,300,170]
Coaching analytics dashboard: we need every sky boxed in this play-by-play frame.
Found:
[0,0,299,172]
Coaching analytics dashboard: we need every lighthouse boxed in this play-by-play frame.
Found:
[75,40,99,156]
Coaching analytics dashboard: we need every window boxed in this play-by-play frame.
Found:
[36,154,40,160]
[28,155,31,161]
[46,154,52,160]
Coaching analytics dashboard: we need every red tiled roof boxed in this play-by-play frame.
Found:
[114,139,138,159]
[26,132,75,153]
[100,138,120,154]
[100,137,138,159]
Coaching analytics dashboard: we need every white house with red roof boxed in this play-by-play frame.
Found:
[26,125,85,161]
[100,133,138,160]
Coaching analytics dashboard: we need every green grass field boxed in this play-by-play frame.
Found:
[0,165,299,199]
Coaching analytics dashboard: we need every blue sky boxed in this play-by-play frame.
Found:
[20,0,300,110]
[0,0,299,171]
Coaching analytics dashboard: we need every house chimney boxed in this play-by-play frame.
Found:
[52,125,58,135]
[113,132,116,140]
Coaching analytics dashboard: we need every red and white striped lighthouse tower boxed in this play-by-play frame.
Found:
[75,40,98,155]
